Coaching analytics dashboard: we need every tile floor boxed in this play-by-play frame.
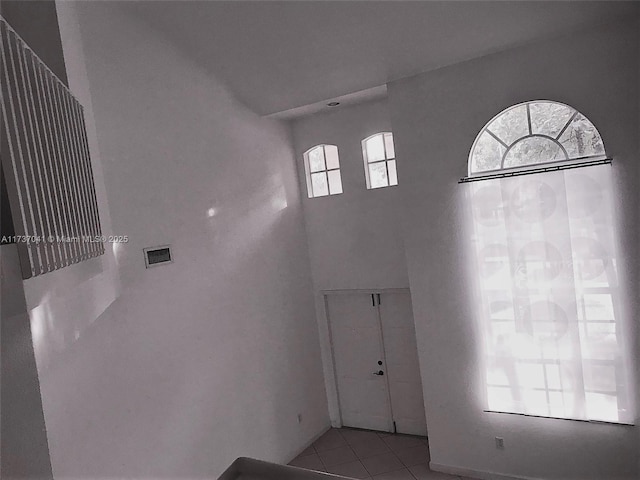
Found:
[288,428,471,480]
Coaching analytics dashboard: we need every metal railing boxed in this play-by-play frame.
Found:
[0,16,103,279]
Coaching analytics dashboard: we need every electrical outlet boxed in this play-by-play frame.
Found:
[495,437,505,449]
[297,414,303,424]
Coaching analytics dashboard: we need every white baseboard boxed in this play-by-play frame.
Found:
[429,462,544,480]
[291,426,332,460]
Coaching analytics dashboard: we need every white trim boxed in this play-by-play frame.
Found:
[303,148,314,198]
[361,137,372,189]
[483,408,634,427]
[429,462,544,480]
[322,287,410,296]
[323,288,412,432]
[323,293,345,427]
[289,426,331,462]
[302,144,342,198]
[468,100,607,176]
[362,131,395,189]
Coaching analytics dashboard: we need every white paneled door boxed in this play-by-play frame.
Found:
[327,290,427,435]
[379,291,427,435]
[327,293,393,432]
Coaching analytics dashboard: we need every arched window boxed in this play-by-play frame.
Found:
[465,101,632,424]
[362,132,398,189]
[303,144,343,198]
[469,100,605,175]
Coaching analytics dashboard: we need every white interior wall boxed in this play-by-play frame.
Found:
[387,19,640,480]
[292,100,409,425]
[34,2,328,478]
[23,0,121,378]
[0,245,53,478]
[10,3,637,479]
[292,100,408,291]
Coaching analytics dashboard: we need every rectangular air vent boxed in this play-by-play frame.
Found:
[143,245,172,268]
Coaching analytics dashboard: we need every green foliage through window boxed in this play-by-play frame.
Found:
[469,101,605,175]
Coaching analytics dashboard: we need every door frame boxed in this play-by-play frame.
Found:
[322,288,412,431]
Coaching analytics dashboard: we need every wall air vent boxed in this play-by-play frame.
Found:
[143,245,172,268]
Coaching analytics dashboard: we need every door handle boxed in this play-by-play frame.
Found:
[373,370,384,376]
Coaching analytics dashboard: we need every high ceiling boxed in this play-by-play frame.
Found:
[122,1,639,118]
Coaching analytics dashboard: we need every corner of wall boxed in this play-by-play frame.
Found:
[21,0,122,375]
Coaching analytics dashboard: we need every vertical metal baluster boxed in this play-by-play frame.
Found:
[4,26,39,275]
[68,96,99,259]
[0,21,33,276]
[9,30,46,272]
[42,62,74,265]
[1,17,104,273]
[71,100,101,257]
[19,40,55,271]
[74,102,103,255]
[69,100,96,258]
[51,76,84,262]
[60,85,91,260]
[30,50,65,269]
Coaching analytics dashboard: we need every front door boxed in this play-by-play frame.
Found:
[379,291,427,435]
[327,292,393,432]
[327,290,427,435]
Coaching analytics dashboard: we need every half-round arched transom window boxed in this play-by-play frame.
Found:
[469,100,606,175]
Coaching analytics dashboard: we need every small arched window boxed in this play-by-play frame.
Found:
[303,144,343,198]
[469,100,605,175]
[362,132,398,189]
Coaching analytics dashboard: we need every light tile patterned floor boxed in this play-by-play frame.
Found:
[288,428,471,480]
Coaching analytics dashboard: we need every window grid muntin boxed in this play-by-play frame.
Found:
[501,134,570,168]
[363,132,397,189]
[305,144,342,198]
[469,101,605,176]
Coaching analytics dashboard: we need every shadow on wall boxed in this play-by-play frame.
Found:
[1,244,53,479]
[29,170,317,477]
[204,173,289,273]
